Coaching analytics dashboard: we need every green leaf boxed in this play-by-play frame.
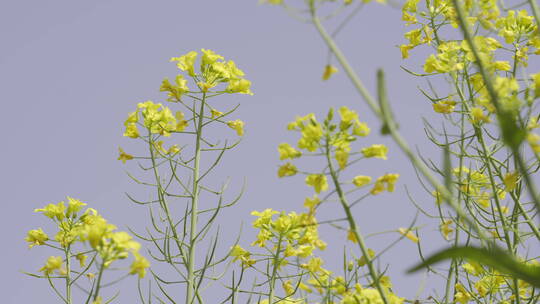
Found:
[407,246,540,287]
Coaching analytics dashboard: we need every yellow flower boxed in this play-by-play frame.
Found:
[230,245,255,268]
[306,174,329,193]
[167,144,181,155]
[227,79,253,95]
[440,220,453,240]
[347,230,358,243]
[398,227,419,243]
[528,132,540,153]
[455,283,472,304]
[369,173,399,194]
[335,148,349,169]
[201,49,224,66]
[66,196,86,217]
[494,61,511,71]
[170,51,198,76]
[76,253,87,267]
[227,120,244,136]
[175,111,188,132]
[304,195,320,210]
[118,147,134,164]
[129,253,150,278]
[432,100,457,114]
[322,64,338,80]
[278,163,298,177]
[404,29,423,46]
[361,144,388,159]
[160,75,189,101]
[35,202,66,221]
[123,123,140,138]
[470,107,491,124]
[400,44,413,59]
[197,81,216,92]
[211,108,223,119]
[278,143,302,160]
[25,228,48,248]
[353,121,371,137]
[353,175,372,187]
[40,256,63,275]
[357,248,375,266]
[503,171,519,192]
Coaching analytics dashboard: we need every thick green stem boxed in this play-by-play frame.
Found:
[186,93,207,304]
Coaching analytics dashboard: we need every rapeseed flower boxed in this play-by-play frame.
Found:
[25,228,48,248]
[306,174,328,193]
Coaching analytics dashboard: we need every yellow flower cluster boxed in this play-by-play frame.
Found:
[278,107,398,198]
[29,197,150,278]
[168,49,252,95]
[249,208,326,258]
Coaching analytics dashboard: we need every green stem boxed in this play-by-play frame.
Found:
[186,92,207,304]
[324,138,389,304]
[268,235,283,304]
[93,262,106,301]
[65,246,72,304]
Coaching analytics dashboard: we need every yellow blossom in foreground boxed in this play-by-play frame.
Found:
[278,163,298,177]
[306,174,328,193]
[117,147,134,164]
[25,228,48,248]
[353,175,372,187]
[361,144,388,159]
[398,227,419,243]
[322,64,338,80]
[227,120,244,136]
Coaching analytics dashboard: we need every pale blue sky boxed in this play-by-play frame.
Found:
[2,1,450,303]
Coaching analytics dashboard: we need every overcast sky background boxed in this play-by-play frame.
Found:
[2,1,460,303]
